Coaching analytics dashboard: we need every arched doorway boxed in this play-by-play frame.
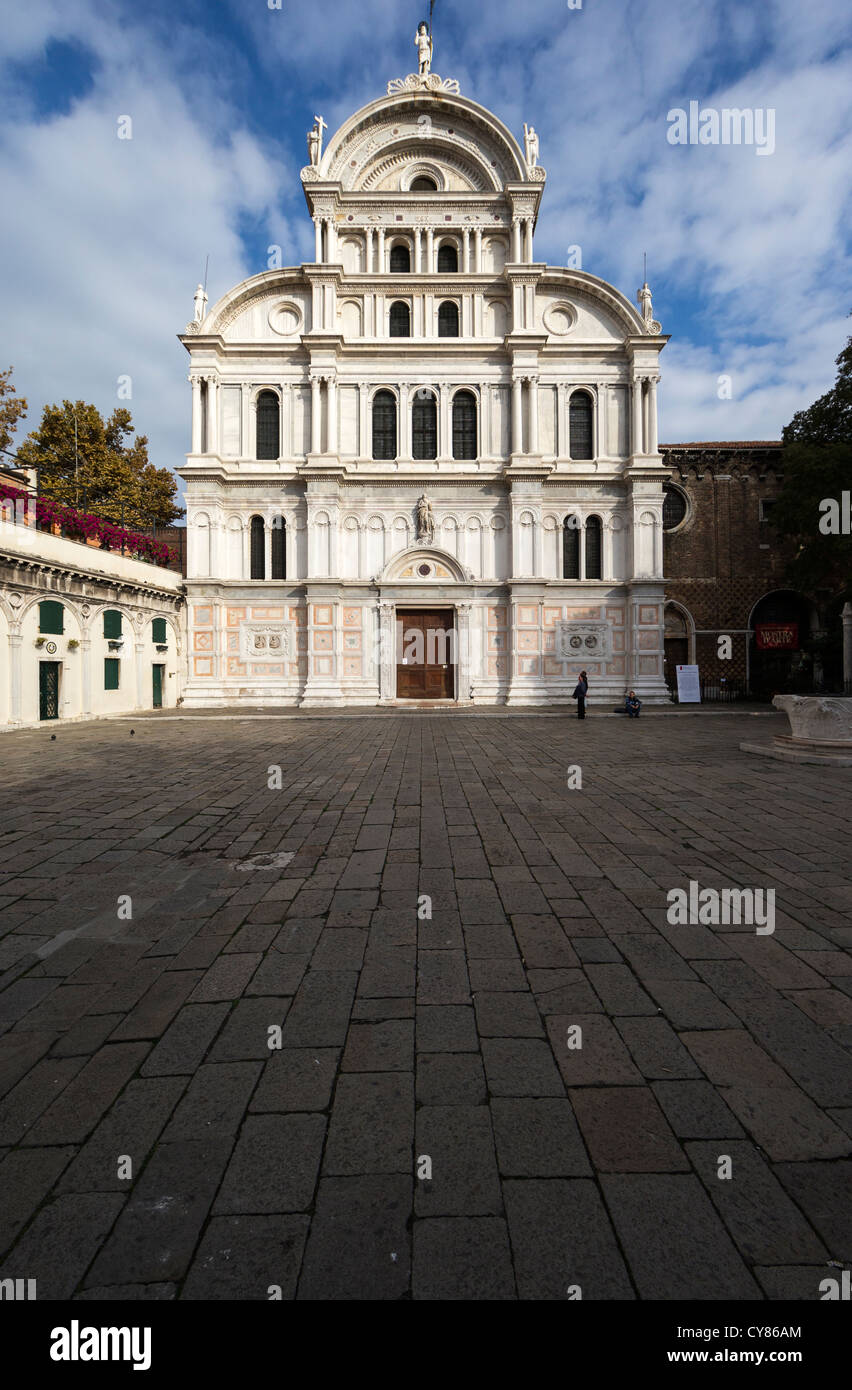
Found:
[664,603,691,692]
[749,590,817,701]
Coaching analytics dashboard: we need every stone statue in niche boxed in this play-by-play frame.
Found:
[523,123,540,170]
[415,22,433,75]
[307,115,327,167]
[416,493,434,542]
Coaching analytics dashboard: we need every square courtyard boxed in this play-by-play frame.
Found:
[0,708,850,1300]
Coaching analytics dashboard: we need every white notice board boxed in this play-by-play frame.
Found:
[676,664,701,702]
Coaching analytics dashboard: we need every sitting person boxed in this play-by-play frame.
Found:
[624,690,642,718]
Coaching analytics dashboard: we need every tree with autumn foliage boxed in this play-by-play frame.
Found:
[16,400,183,528]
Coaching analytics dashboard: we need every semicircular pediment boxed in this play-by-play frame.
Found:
[381,545,471,582]
[322,93,526,192]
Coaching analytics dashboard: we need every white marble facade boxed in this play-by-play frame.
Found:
[179,53,669,707]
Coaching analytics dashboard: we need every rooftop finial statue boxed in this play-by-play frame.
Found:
[637,281,654,325]
[523,124,540,171]
[307,114,327,168]
[193,283,208,323]
[415,21,433,76]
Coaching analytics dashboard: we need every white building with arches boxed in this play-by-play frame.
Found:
[0,504,183,728]
[179,44,670,706]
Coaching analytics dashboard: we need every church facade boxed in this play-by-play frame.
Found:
[178,45,670,707]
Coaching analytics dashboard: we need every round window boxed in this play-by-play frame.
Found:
[663,485,688,531]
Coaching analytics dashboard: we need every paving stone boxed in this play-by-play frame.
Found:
[323,1073,414,1174]
[546,1014,643,1087]
[414,1105,502,1215]
[298,1176,411,1299]
[141,1003,229,1076]
[249,1048,339,1113]
[189,952,264,1003]
[512,916,580,968]
[311,929,368,972]
[110,970,202,1040]
[614,1016,702,1079]
[490,1098,591,1177]
[85,1137,232,1286]
[601,1174,763,1300]
[584,964,657,1015]
[503,1179,634,1299]
[214,1114,326,1214]
[341,1020,414,1072]
[473,990,543,1037]
[416,1004,478,1052]
[461,923,520,958]
[724,994,852,1108]
[569,1087,689,1172]
[754,1265,836,1300]
[467,958,528,991]
[182,1214,310,1300]
[480,1038,564,1096]
[417,950,470,1004]
[2,1193,125,1299]
[245,951,309,997]
[651,1080,745,1139]
[772,1161,852,1260]
[351,997,415,1020]
[56,1076,187,1193]
[415,1052,486,1105]
[681,1029,850,1161]
[0,1031,64,1097]
[0,1146,75,1255]
[358,949,416,998]
[413,1217,515,1299]
[22,1041,149,1146]
[281,971,358,1046]
[572,937,623,964]
[74,1283,177,1300]
[162,1061,261,1141]
[209,998,291,1062]
[685,1141,828,1264]
[643,979,739,1029]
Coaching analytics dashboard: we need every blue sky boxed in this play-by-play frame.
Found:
[2,0,851,497]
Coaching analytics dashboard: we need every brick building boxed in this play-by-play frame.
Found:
[661,442,840,699]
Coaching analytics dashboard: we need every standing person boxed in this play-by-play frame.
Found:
[572,670,589,719]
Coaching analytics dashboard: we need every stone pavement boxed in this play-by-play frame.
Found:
[0,710,850,1300]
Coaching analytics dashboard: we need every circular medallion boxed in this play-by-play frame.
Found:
[46,641,57,654]
[418,563,432,577]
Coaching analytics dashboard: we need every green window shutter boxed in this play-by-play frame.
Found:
[152,618,167,643]
[39,600,64,634]
[103,610,122,639]
[104,658,120,690]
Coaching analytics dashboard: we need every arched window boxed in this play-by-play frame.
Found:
[452,391,477,460]
[585,515,602,579]
[389,244,410,272]
[412,391,438,460]
[389,301,411,337]
[256,391,280,460]
[569,390,594,460]
[438,301,459,338]
[663,485,687,530]
[250,515,265,579]
[563,518,580,579]
[410,176,437,192]
[437,243,458,273]
[372,390,397,460]
[271,516,286,580]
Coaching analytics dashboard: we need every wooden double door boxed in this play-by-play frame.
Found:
[396,609,455,700]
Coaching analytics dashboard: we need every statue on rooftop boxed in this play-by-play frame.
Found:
[415,22,433,76]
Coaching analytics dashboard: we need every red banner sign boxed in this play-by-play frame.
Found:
[755,623,798,650]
